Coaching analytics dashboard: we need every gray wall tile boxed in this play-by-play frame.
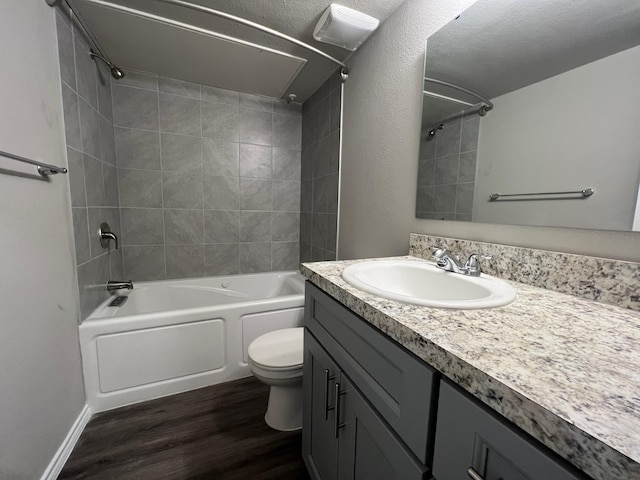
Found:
[67,147,86,207]
[79,99,101,159]
[121,208,164,245]
[273,148,301,180]
[166,245,205,279]
[239,108,272,146]
[433,184,457,213]
[103,163,119,207]
[123,246,166,281]
[84,154,105,206]
[273,180,300,212]
[205,243,239,276]
[202,139,238,176]
[161,133,202,174]
[330,88,341,133]
[272,242,300,271]
[274,100,302,117]
[112,84,159,130]
[201,86,238,105]
[273,114,302,150]
[164,209,204,245]
[240,178,272,211]
[461,116,480,153]
[272,212,300,242]
[204,210,239,243]
[61,83,81,150]
[239,93,273,112]
[435,118,461,158]
[73,35,97,109]
[240,211,271,242]
[162,172,203,208]
[434,155,459,185]
[97,65,113,122]
[456,183,475,214]
[100,116,116,166]
[77,254,110,320]
[159,77,201,99]
[117,70,158,91]
[159,93,201,136]
[417,158,435,187]
[56,14,75,90]
[109,248,124,280]
[202,102,238,141]
[203,175,239,210]
[240,243,271,273]
[118,168,162,208]
[240,144,271,178]
[115,128,160,170]
[72,208,90,265]
[458,151,477,183]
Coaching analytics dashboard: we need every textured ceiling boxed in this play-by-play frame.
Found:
[422,0,640,125]
[68,0,406,102]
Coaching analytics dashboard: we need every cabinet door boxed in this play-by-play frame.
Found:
[433,381,587,480]
[303,331,340,480]
[337,374,427,480]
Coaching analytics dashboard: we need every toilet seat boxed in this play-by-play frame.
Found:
[248,327,303,370]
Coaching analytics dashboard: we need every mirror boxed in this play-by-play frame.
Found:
[416,0,640,232]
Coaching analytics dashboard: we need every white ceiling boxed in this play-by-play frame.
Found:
[68,0,406,102]
[423,0,640,125]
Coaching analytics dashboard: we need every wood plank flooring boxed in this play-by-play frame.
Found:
[59,377,310,479]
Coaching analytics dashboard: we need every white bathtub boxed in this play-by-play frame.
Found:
[79,271,305,412]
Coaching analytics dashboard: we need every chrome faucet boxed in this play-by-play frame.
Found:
[431,248,491,277]
[107,280,133,291]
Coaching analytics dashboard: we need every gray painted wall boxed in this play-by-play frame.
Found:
[339,0,640,262]
[0,1,85,477]
[111,73,302,280]
[56,6,123,321]
[301,75,342,262]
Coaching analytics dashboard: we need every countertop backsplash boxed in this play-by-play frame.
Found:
[409,233,640,311]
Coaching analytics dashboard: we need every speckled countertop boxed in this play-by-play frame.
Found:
[301,256,640,480]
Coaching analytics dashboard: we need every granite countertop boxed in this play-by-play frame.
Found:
[301,256,640,480]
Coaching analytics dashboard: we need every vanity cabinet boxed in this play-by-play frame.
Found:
[303,282,435,480]
[303,282,590,480]
[432,381,587,480]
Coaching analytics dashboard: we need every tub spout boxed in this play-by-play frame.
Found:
[107,280,133,291]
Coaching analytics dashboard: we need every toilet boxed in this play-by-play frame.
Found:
[247,327,304,431]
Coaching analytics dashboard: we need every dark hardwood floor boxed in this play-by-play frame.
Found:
[59,377,310,479]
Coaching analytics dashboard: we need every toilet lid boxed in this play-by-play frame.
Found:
[248,327,304,369]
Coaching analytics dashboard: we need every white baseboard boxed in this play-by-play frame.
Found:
[41,404,92,480]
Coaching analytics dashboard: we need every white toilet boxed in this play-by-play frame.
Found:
[247,327,304,432]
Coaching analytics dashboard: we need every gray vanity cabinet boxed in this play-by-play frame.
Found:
[304,332,427,480]
[303,283,434,480]
[432,381,587,480]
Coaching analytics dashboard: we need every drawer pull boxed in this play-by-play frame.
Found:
[467,468,485,480]
[324,369,336,420]
[334,383,346,438]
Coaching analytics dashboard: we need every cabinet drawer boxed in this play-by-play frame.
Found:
[433,381,588,480]
[305,283,437,464]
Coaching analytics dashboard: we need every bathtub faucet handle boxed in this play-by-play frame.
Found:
[107,280,134,292]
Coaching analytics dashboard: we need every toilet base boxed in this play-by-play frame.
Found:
[264,384,303,432]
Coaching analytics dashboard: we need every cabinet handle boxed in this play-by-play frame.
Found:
[334,382,346,438]
[466,468,485,480]
[323,369,335,420]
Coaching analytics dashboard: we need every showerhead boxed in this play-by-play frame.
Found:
[89,49,125,80]
[425,124,444,142]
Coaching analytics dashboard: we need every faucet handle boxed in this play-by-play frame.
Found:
[431,246,448,260]
[465,253,492,276]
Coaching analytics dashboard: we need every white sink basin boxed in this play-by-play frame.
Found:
[341,260,517,309]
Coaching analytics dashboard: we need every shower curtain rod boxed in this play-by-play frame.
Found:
[424,77,493,112]
[76,0,349,80]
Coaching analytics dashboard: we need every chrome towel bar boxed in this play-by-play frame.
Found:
[489,188,594,201]
[0,150,68,176]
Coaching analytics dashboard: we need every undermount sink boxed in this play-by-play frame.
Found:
[341,260,517,309]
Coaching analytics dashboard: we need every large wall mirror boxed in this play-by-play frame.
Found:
[416,0,640,232]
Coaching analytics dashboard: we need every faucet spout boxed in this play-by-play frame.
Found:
[107,280,133,291]
[432,248,467,274]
